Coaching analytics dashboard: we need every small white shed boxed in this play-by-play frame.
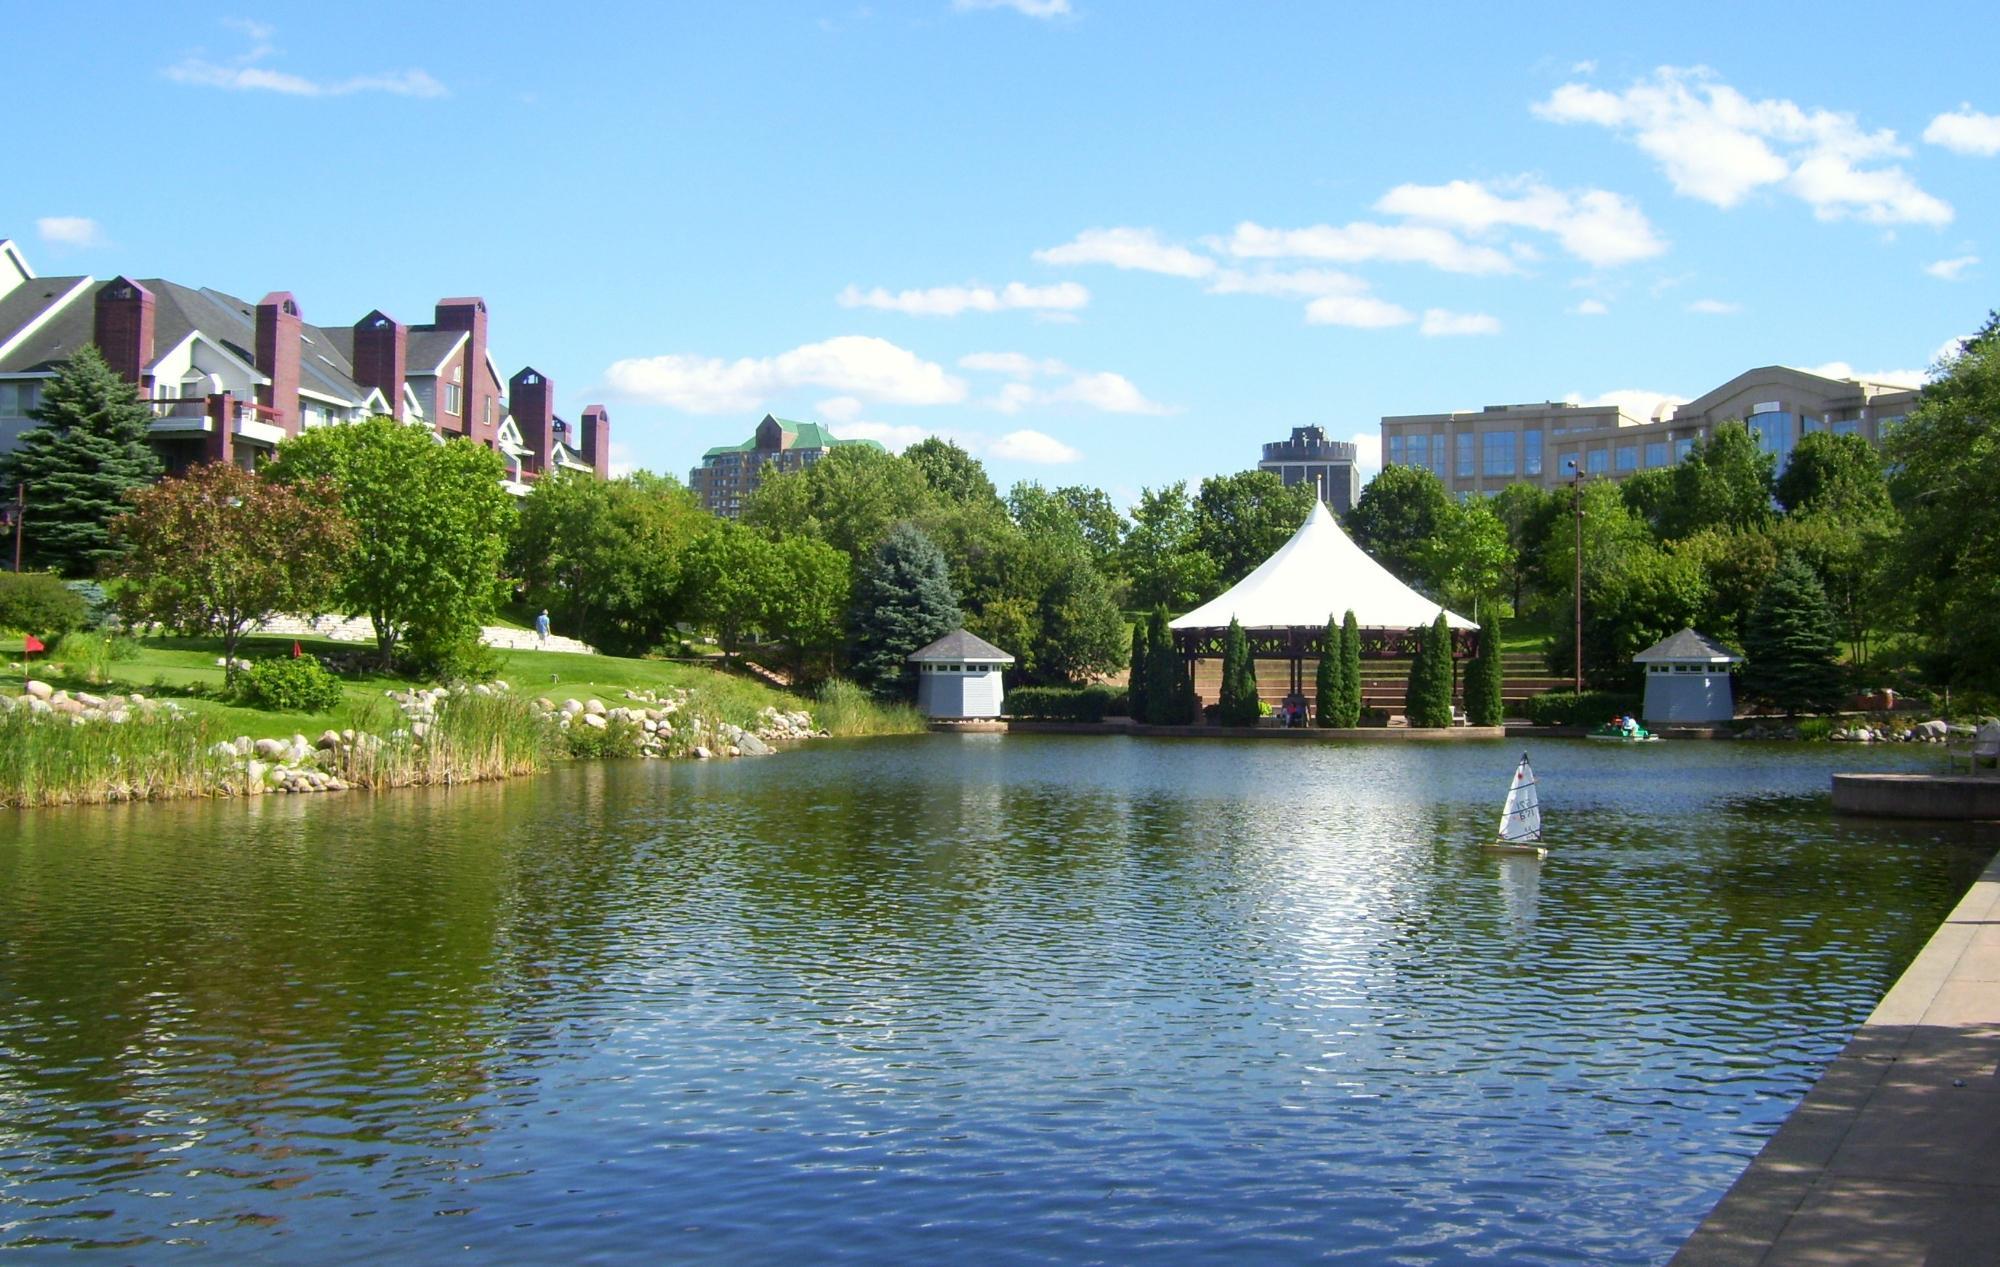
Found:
[1634,628,1742,725]
[909,629,1015,720]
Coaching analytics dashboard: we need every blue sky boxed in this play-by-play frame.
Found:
[5,1,1995,502]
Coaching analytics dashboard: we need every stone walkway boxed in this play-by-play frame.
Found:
[1671,846,2000,1266]
[250,614,596,655]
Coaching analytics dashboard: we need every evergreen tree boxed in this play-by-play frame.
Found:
[1314,614,1339,727]
[1127,619,1150,722]
[1466,612,1505,726]
[1741,552,1844,714]
[1337,610,1363,727]
[0,344,163,575]
[847,522,962,699]
[1174,652,1197,725]
[1143,606,1177,724]
[1218,616,1261,726]
[1406,614,1455,727]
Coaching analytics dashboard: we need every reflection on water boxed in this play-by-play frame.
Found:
[0,736,1989,1264]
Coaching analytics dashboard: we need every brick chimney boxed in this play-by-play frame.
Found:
[580,404,611,479]
[93,277,155,388]
[351,309,407,419]
[509,366,553,476]
[433,298,490,442]
[255,291,302,436]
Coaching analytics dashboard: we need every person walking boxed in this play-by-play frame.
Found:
[535,609,551,648]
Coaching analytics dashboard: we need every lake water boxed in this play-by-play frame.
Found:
[0,735,1990,1264]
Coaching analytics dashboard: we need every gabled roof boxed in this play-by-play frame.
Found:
[702,415,886,459]
[0,275,91,370]
[1172,500,1476,632]
[1633,628,1741,664]
[908,629,1015,664]
[406,329,467,376]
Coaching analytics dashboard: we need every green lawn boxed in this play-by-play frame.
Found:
[18,632,872,740]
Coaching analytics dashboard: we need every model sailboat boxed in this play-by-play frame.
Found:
[1486,752,1546,859]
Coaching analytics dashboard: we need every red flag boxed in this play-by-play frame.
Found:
[23,634,44,654]
[292,640,303,659]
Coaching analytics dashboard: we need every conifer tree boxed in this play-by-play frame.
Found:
[1466,613,1505,726]
[1339,610,1363,726]
[1219,616,1261,726]
[1741,552,1843,714]
[1314,614,1340,727]
[1406,614,1455,727]
[0,345,163,575]
[1127,619,1150,722]
[1143,606,1178,724]
[847,522,961,699]
[1173,652,1196,724]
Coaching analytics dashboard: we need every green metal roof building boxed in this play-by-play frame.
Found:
[689,414,885,518]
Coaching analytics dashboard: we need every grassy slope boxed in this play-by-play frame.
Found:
[19,634,906,739]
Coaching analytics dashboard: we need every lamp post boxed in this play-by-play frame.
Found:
[1567,458,1584,695]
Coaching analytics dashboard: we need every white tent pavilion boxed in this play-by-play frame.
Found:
[1168,500,1478,708]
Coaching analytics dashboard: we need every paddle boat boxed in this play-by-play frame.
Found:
[1587,715,1661,742]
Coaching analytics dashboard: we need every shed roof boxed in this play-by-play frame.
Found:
[1633,627,1741,664]
[908,629,1015,664]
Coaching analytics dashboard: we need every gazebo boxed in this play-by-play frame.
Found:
[909,629,1015,720]
[1169,501,1478,704]
[1634,628,1740,724]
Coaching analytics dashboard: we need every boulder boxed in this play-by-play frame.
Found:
[584,698,607,717]
[23,679,52,700]
[254,737,289,760]
[581,713,608,730]
[317,730,344,750]
[737,733,774,756]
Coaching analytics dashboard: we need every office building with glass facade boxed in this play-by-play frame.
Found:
[1379,366,1919,496]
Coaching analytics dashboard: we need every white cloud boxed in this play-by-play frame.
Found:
[952,0,1071,16]
[1572,298,1609,315]
[1686,298,1740,315]
[1304,295,1414,328]
[1534,66,1949,225]
[1924,105,2000,157]
[1796,352,1960,390]
[834,421,935,451]
[1420,309,1502,336]
[990,429,1082,463]
[1033,227,1215,278]
[1925,255,1979,281]
[1347,431,1383,481]
[836,280,1088,316]
[1046,370,1168,414]
[815,395,865,422]
[165,20,445,98]
[36,216,105,248]
[1375,178,1666,268]
[1221,220,1516,275]
[1570,59,1598,75]
[1205,267,1371,297]
[604,335,967,413]
[1565,389,1689,420]
[957,351,1067,377]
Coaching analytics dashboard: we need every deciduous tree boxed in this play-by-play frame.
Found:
[109,463,353,678]
[510,470,706,655]
[1346,463,1451,586]
[1192,470,1315,588]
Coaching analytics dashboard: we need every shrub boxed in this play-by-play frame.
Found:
[1465,614,1505,726]
[63,579,117,628]
[1105,689,1131,717]
[402,628,505,684]
[0,571,88,637]
[234,656,346,713]
[54,629,136,684]
[1522,689,1645,728]
[1005,685,1113,722]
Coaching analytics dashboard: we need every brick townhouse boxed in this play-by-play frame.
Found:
[0,237,606,488]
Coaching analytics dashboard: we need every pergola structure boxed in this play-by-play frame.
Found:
[1169,501,1479,700]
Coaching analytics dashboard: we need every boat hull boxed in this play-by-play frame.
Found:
[1484,841,1547,859]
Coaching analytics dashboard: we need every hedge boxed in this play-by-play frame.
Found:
[1522,689,1645,728]
[1005,685,1113,722]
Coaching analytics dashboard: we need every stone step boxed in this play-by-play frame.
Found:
[244,615,596,655]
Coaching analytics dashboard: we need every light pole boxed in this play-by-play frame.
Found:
[1567,459,1584,695]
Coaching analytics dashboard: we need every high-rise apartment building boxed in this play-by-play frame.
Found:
[1258,425,1361,514]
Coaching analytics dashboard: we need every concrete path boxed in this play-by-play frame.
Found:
[1672,847,2000,1266]
[249,613,596,655]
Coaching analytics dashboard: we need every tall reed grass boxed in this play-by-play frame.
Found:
[328,692,554,789]
[811,679,926,737]
[0,707,226,808]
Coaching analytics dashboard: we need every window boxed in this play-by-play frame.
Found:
[1523,429,1543,476]
[443,383,462,415]
[1456,431,1475,478]
[1430,433,1448,480]
[485,397,494,426]
[1802,416,1825,435]
[1675,437,1695,462]
[1616,445,1638,472]
[1645,440,1669,468]
[1833,418,1860,436]
[1749,410,1795,471]
[1406,433,1428,470]
[1586,448,1609,475]
[1387,433,1405,466]
[1482,430,1515,477]
[0,380,41,417]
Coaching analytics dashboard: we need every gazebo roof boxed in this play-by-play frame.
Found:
[1170,501,1475,632]
[1633,627,1741,664]
[908,629,1016,665]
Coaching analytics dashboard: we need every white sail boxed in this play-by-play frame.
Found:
[1498,755,1541,842]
